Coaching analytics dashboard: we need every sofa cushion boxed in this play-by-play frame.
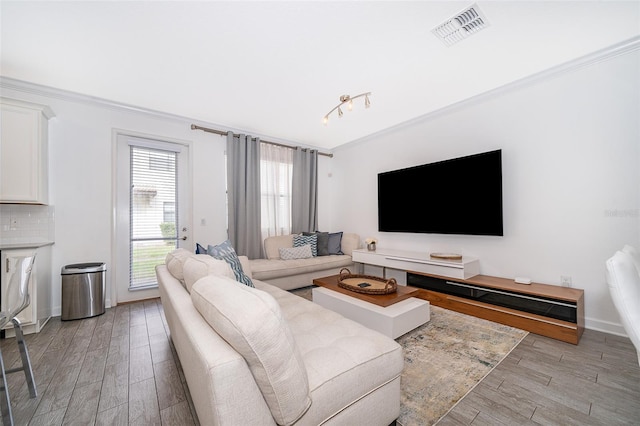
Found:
[293,234,317,256]
[250,255,354,281]
[253,281,404,424]
[191,276,311,425]
[183,254,235,293]
[165,248,195,285]
[207,240,254,287]
[279,245,313,260]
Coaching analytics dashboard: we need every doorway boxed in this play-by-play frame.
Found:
[114,132,191,304]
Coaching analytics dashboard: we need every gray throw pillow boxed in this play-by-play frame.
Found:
[315,232,330,256]
[327,232,343,255]
[303,231,330,256]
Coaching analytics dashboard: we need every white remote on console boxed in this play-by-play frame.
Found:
[515,277,531,285]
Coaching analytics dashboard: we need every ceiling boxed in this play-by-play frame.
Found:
[1,1,639,151]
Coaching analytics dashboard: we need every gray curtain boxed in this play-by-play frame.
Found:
[226,132,263,259]
[291,147,318,233]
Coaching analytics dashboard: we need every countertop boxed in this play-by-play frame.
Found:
[0,240,55,250]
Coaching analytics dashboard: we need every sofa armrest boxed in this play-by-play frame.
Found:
[264,235,294,260]
[341,233,361,256]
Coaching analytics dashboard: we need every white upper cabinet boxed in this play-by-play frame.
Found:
[1,98,55,204]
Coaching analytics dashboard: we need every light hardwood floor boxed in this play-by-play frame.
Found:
[1,298,638,425]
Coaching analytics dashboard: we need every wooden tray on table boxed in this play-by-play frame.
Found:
[337,268,398,295]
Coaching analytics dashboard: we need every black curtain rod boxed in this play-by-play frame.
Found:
[190,124,333,158]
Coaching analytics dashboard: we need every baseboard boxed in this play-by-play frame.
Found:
[585,317,627,337]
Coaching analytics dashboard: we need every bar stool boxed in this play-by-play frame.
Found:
[0,255,38,426]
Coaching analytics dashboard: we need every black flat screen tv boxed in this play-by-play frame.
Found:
[378,149,503,236]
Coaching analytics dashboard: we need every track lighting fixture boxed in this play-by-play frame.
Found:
[323,92,371,125]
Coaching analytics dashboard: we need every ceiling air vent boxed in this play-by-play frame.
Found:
[432,3,490,46]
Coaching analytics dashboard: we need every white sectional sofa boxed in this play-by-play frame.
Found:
[249,232,360,290]
[157,248,403,426]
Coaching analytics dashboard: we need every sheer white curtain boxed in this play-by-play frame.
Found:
[260,143,293,242]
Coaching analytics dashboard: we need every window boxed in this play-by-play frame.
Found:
[163,201,176,223]
[149,151,173,171]
[130,145,179,289]
[260,143,293,240]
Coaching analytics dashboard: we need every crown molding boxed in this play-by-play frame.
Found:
[337,35,640,152]
[0,76,203,125]
[0,75,317,153]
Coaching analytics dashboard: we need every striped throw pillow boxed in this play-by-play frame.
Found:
[207,240,254,287]
[293,234,317,257]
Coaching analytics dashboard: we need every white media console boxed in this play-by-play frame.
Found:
[352,247,584,344]
[352,248,480,280]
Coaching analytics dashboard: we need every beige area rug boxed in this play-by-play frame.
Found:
[290,287,528,426]
[397,305,527,425]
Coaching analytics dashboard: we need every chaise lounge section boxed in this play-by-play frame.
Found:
[157,248,403,425]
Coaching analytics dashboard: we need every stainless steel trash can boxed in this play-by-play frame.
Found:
[61,262,106,320]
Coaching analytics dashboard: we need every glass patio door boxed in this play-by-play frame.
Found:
[115,133,190,303]
[129,144,181,289]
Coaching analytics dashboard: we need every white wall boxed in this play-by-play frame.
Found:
[1,80,336,315]
[1,45,636,333]
[330,49,640,334]
[0,83,241,314]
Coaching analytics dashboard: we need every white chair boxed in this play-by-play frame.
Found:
[605,249,640,366]
[0,255,38,426]
[622,244,640,274]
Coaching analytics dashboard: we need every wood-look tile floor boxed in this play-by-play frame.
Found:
[0,299,198,425]
[1,299,639,425]
[438,329,640,425]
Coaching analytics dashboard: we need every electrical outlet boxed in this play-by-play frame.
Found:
[560,276,572,287]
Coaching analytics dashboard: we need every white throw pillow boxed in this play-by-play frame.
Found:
[279,245,313,260]
[183,255,235,293]
[191,276,311,425]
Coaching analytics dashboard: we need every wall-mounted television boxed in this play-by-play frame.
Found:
[378,149,503,236]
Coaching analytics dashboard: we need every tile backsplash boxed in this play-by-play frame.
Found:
[0,204,55,242]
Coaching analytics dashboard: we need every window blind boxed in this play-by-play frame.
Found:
[129,145,178,289]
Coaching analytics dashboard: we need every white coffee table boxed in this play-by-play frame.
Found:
[312,286,430,339]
